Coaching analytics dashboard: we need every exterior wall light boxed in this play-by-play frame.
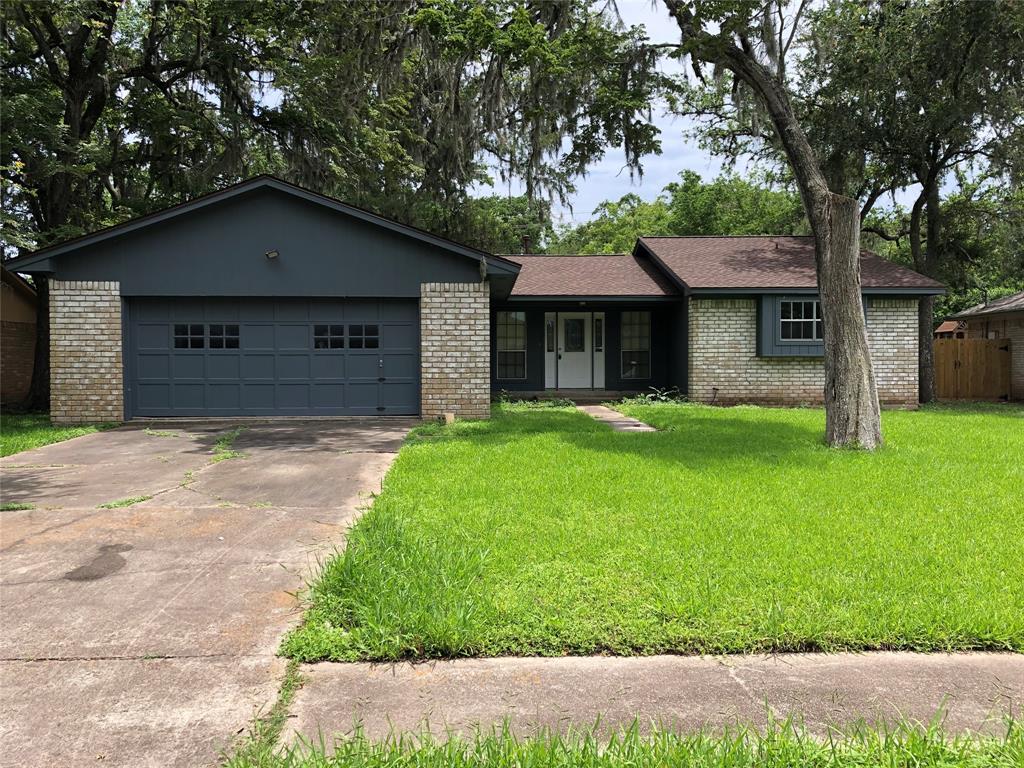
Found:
[265,249,279,260]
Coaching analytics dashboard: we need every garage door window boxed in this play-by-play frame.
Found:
[173,324,205,349]
[314,324,345,349]
[348,324,379,349]
[209,324,240,349]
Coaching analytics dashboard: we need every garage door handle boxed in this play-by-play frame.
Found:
[378,376,386,382]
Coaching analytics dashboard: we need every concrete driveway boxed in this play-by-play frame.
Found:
[0,419,414,768]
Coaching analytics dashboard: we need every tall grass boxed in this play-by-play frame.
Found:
[226,718,1023,768]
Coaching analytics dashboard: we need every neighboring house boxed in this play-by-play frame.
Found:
[1,266,37,407]
[950,291,1024,399]
[4,176,942,424]
[934,320,967,339]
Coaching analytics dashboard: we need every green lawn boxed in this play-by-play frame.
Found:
[226,720,1023,768]
[0,413,116,457]
[283,402,1024,662]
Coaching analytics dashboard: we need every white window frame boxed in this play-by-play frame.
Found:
[779,299,823,342]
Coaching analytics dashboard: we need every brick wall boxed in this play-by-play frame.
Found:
[1,320,36,405]
[50,281,123,424]
[420,282,490,419]
[688,297,919,408]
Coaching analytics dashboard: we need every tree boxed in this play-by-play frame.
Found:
[551,170,804,253]
[800,0,1024,402]
[664,0,882,448]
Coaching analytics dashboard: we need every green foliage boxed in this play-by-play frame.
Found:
[0,413,115,457]
[210,427,245,463]
[552,171,805,253]
[862,178,1024,318]
[2,1,663,254]
[98,495,152,509]
[445,195,554,253]
[283,402,1024,662]
[224,719,1024,768]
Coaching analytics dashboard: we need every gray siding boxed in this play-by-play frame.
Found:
[50,187,481,297]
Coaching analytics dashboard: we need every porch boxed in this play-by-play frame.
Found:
[488,302,686,396]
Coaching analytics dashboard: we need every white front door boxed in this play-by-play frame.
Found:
[557,312,592,387]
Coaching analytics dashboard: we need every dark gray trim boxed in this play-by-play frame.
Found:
[7,176,521,279]
[632,239,691,294]
[690,286,944,296]
[507,295,680,303]
[758,295,824,357]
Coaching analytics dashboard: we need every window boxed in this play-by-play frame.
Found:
[620,311,651,379]
[496,311,526,379]
[348,324,379,349]
[173,324,205,349]
[593,317,604,352]
[779,299,823,341]
[563,318,585,352]
[314,324,345,349]
[208,324,240,349]
[545,318,555,352]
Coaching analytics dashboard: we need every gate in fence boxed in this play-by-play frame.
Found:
[934,338,1011,400]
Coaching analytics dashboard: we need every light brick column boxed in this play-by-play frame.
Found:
[866,298,918,407]
[49,280,123,424]
[420,282,490,419]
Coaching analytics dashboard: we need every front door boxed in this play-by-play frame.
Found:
[557,312,592,387]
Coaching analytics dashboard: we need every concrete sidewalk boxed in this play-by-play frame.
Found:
[576,404,656,432]
[287,652,1023,743]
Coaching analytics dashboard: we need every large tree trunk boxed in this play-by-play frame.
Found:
[708,41,883,449]
[23,275,50,413]
[918,183,942,403]
[813,193,882,448]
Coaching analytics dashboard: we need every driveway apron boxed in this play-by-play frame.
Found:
[0,419,413,768]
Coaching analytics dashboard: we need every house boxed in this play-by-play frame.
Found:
[949,291,1024,398]
[1,266,38,407]
[4,176,942,424]
[934,320,967,339]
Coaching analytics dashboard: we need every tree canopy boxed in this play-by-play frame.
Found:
[2,0,663,252]
[551,170,805,253]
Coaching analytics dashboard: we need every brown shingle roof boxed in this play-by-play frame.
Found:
[638,236,944,291]
[506,254,679,297]
[952,290,1024,318]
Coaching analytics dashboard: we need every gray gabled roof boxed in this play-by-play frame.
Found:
[952,290,1024,318]
[5,175,520,277]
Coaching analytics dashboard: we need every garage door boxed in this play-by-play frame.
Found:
[126,298,418,417]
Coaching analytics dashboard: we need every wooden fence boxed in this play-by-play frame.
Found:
[934,338,1012,400]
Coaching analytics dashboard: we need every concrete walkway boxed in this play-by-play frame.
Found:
[287,653,1023,743]
[0,420,414,768]
[577,404,656,432]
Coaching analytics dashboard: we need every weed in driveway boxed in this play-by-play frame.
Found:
[98,495,152,509]
[224,660,303,766]
[1,502,34,511]
[211,427,246,463]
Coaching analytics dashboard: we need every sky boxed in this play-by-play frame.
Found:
[478,1,925,227]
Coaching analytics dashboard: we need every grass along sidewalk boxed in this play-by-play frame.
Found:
[226,719,1023,768]
[1,413,116,457]
[283,402,1024,661]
